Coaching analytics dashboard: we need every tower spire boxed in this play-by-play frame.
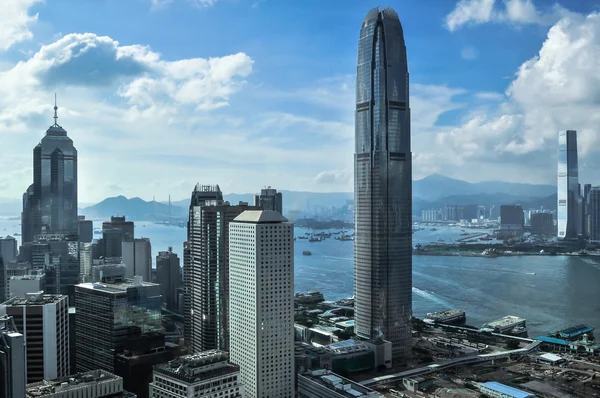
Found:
[53,93,59,127]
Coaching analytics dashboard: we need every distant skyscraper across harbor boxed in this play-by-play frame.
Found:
[557,130,581,240]
[354,7,413,359]
[254,187,283,214]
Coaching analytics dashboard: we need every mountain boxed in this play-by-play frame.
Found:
[413,174,556,201]
[81,196,187,220]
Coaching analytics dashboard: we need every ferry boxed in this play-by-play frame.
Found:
[481,315,526,334]
[309,236,322,242]
[302,251,312,256]
[423,309,466,325]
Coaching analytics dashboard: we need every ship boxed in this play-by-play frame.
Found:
[309,236,321,242]
[302,251,312,256]
[295,291,325,304]
[423,309,466,325]
[481,315,526,334]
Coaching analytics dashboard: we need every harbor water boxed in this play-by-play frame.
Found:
[1,219,598,337]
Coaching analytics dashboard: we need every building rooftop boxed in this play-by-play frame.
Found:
[25,370,132,397]
[300,370,382,397]
[9,274,45,281]
[326,339,371,355]
[153,349,239,384]
[2,292,65,307]
[480,382,535,398]
[483,316,525,328]
[76,277,159,295]
[233,210,288,223]
[554,324,594,338]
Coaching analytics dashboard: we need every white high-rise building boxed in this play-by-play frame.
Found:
[229,210,294,398]
[122,238,152,282]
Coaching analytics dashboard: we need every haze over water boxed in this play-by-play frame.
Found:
[1,219,598,337]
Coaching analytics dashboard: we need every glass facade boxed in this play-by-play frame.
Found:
[557,130,580,240]
[354,7,412,359]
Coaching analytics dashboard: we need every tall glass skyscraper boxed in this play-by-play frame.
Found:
[22,103,78,242]
[354,7,412,359]
[557,130,580,240]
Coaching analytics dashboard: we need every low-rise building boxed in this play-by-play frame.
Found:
[298,369,383,398]
[478,382,535,398]
[25,369,136,398]
[149,350,243,398]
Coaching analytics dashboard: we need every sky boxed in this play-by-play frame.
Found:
[0,0,599,204]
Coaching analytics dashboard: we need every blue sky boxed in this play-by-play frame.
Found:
[0,0,599,203]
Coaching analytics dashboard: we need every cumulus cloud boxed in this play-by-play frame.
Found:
[0,0,41,51]
[445,0,568,31]
[313,170,352,187]
[433,11,600,183]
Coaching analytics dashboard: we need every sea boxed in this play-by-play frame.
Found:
[1,218,599,338]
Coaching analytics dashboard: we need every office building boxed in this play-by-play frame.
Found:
[500,205,525,232]
[102,216,135,258]
[7,274,46,299]
[149,350,244,398]
[421,210,441,222]
[229,210,294,397]
[298,369,383,398]
[0,258,5,303]
[114,332,178,398]
[21,102,78,245]
[583,184,592,238]
[189,200,260,353]
[530,212,554,235]
[75,277,162,373]
[91,260,127,283]
[78,216,94,243]
[122,238,152,282]
[25,369,136,398]
[79,241,93,277]
[254,187,283,214]
[0,236,17,264]
[0,315,26,398]
[20,234,80,299]
[354,7,412,359]
[588,187,600,242]
[184,184,224,349]
[182,241,191,346]
[558,130,581,240]
[156,248,180,311]
[1,292,69,382]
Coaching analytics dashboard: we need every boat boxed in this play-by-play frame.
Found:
[423,309,466,325]
[510,326,528,336]
[309,236,321,242]
[481,315,526,334]
[302,251,312,256]
[430,228,437,231]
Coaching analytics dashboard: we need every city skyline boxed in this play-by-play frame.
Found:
[1,0,600,203]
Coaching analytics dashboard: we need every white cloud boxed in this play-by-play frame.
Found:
[192,0,218,8]
[313,170,352,187]
[461,46,478,60]
[445,0,568,31]
[0,0,41,51]
[431,10,600,184]
[475,91,504,100]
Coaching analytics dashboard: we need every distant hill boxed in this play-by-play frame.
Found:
[81,196,187,220]
[413,174,556,200]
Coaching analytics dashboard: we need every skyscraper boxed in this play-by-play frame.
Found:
[21,101,78,243]
[122,238,152,282]
[156,248,180,311]
[229,210,294,398]
[354,7,412,359]
[254,187,283,214]
[1,292,69,383]
[0,315,26,398]
[183,184,223,349]
[189,199,260,353]
[588,187,600,242]
[78,216,94,243]
[0,236,18,264]
[558,130,580,240]
[102,216,135,258]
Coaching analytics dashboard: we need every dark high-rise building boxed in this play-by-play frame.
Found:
[354,7,412,359]
[0,315,26,398]
[0,236,17,264]
[588,187,600,242]
[254,187,283,214]
[75,278,162,373]
[21,102,78,244]
[582,183,592,238]
[500,205,525,232]
[184,184,223,349]
[558,130,580,240]
[102,216,135,258]
[78,216,93,243]
[189,199,260,353]
[1,293,69,383]
[122,238,152,282]
[530,212,554,235]
[0,258,5,303]
[156,248,180,311]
